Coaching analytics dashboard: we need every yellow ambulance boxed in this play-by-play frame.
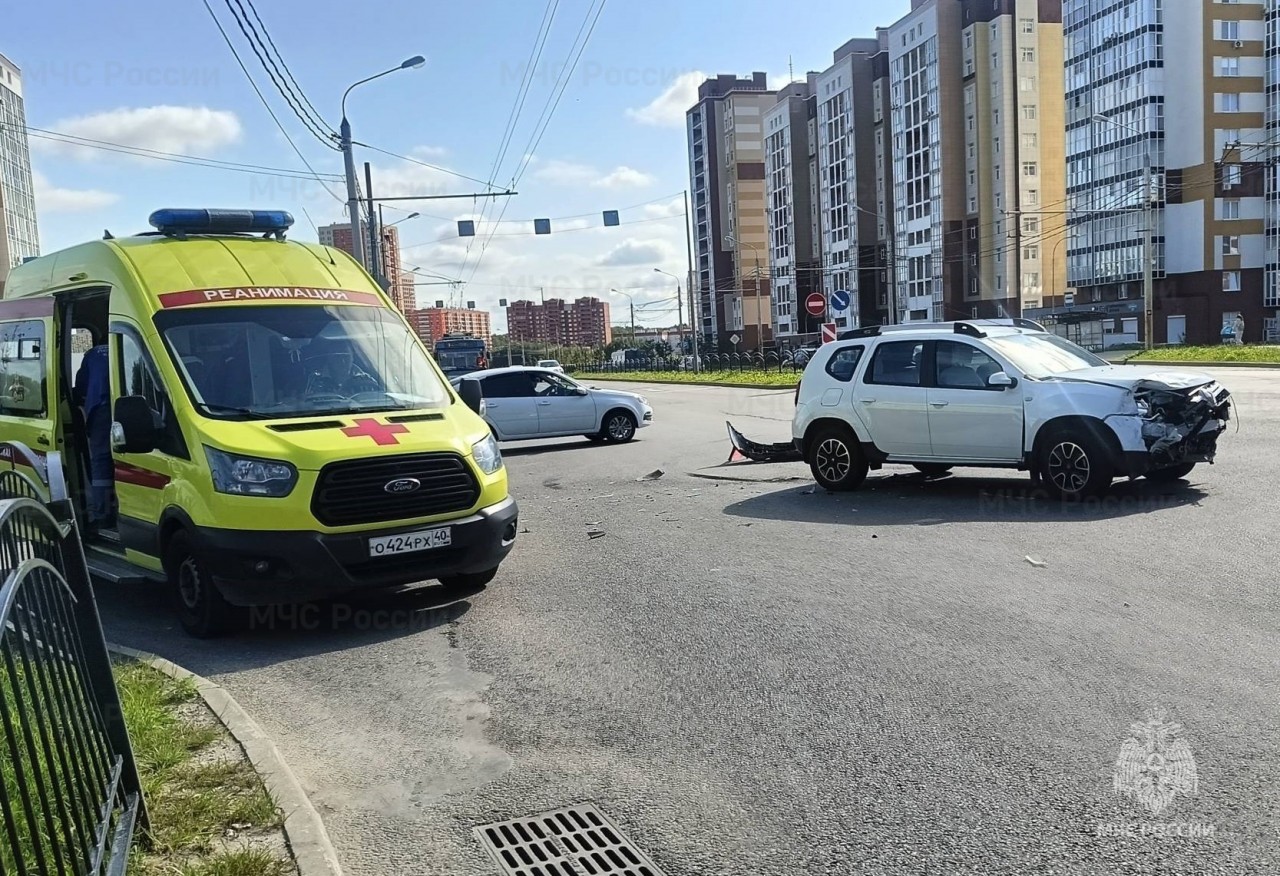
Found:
[0,209,517,636]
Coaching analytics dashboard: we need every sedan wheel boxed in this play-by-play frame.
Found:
[603,410,637,443]
[1038,428,1113,499]
[808,427,868,492]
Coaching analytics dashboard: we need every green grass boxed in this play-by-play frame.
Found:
[113,661,285,876]
[1123,344,1280,364]
[577,369,801,387]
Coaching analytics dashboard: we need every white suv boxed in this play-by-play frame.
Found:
[791,320,1233,499]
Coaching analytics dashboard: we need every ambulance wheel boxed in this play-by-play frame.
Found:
[166,530,240,639]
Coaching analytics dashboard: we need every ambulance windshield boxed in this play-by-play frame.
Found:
[154,304,452,420]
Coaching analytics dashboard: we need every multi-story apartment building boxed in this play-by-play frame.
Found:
[404,306,492,349]
[0,53,39,286]
[1267,0,1280,340]
[505,297,612,347]
[864,31,898,327]
[317,221,412,312]
[687,73,777,350]
[815,38,882,332]
[1065,0,1271,344]
[887,0,1064,324]
[960,0,1066,319]
[763,76,822,342]
[889,0,966,323]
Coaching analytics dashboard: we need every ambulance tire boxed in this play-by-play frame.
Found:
[166,530,241,639]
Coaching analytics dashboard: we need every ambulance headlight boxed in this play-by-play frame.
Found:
[205,446,298,497]
[471,433,503,475]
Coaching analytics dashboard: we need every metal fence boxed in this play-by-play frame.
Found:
[0,441,145,876]
[575,352,808,375]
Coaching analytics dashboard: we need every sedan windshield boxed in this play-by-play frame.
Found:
[154,305,451,419]
[984,332,1109,378]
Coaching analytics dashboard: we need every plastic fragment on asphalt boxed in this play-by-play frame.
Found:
[1024,556,1048,568]
[638,469,665,481]
[588,530,606,539]
[801,488,816,494]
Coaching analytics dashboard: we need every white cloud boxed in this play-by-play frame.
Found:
[38,106,242,159]
[625,71,705,127]
[31,170,119,213]
[595,166,655,188]
[532,159,654,189]
[596,238,671,267]
[643,197,685,219]
[410,145,450,160]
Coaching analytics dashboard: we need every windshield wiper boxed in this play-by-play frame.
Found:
[198,403,277,420]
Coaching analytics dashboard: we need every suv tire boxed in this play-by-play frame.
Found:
[1037,426,1114,500]
[808,426,869,492]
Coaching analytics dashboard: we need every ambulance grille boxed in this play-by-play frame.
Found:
[311,452,480,526]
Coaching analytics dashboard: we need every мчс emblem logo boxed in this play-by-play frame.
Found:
[1112,707,1199,816]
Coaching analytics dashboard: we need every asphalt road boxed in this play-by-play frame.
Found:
[100,368,1280,875]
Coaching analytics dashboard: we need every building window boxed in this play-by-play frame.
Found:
[1019,77,1036,92]
[1222,128,1241,147]
[1020,18,1034,34]
[1219,20,1241,41]
[1022,105,1037,120]
[1223,270,1241,291]
[1023,272,1040,289]
[1223,199,1241,219]
[1023,217,1039,234]
[1222,235,1240,255]
[1022,133,1038,149]
[1023,245,1040,260]
[1224,163,1243,187]
[1022,162,1038,177]
[1221,57,1240,77]
[1221,93,1241,112]
[1021,48,1035,63]
[1026,189,1039,205]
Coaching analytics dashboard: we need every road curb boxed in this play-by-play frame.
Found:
[1120,359,1280,369]
[575,375,799,390]
[107,643,344,876]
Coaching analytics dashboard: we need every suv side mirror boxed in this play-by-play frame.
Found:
[573,386,589,396]
[111,396,158,454]
[457,377,484,414]
[988,371,1017,389]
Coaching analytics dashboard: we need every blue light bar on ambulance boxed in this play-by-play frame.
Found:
[148,209,295,236]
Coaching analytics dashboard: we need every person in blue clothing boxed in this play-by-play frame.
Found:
[73,335,114,527]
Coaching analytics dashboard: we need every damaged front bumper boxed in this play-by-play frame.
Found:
[726,421,805,463]
[1120,381,1233,477]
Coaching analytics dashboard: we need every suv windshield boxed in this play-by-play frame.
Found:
[984,332,1108,378]
[154,305,451,419]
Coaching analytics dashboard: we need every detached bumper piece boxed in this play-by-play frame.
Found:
[726,421,805,464]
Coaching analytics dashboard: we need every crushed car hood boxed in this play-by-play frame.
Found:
[1047,365,1216,392]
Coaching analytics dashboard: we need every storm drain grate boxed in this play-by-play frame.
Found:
[473,803,667,876]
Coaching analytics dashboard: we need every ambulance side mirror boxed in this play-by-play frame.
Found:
[457,378,484,415]
[112,396,158,454]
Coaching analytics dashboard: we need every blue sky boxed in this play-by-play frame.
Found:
[9,0,908,330]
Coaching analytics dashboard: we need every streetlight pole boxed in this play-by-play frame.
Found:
[340,54,426,273]
[610,288,636,346]
[682,189,700,371]
[1094,112,1156,349]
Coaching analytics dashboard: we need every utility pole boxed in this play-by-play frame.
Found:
[1143,163,1154,350]
[676,283,684,355]
[1012,209,1023,319]
[340,117,366,271]
[364,162,381,288]
[683,190,700,371]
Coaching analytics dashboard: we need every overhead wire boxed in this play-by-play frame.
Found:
[201,0,344,219]
[221,0,337,148]
[238,0,334,139]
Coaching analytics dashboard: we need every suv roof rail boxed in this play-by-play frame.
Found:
[1011,317,1047,332]
[839,325,882,339]
[954,321,987,339]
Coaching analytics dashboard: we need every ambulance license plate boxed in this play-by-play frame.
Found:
[368,527,452,557]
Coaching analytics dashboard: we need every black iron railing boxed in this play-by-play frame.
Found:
[572,352,809,375]
[0,441,145,875]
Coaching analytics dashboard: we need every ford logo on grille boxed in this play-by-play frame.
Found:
[384,477,422,494]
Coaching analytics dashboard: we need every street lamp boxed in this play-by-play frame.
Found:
[653,267,697,370]
[609,288,637,346]
[1092,111,1155,349]
[340,55,426,272]
[724,234,765,352]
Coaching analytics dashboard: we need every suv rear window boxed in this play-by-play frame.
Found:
[865,341,924,386]
[824,345,865,382]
